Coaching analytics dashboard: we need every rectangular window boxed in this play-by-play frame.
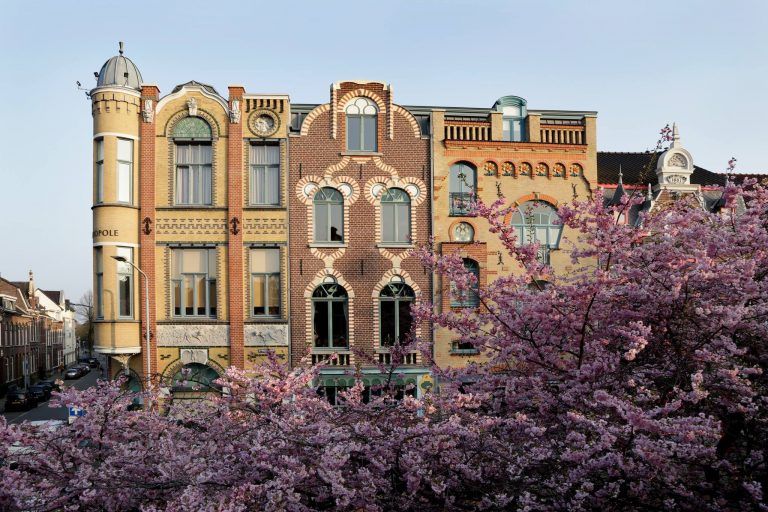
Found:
[175,143,212,205]
[116,247,133,318]
[117,138,133,203]
[503,118,525,142]
[290,112,305,133]
[362,116,377,151]
[249,143,280,205]
[95,247,104,319]
[414,115,430,136]
[95,139,104,203]
[250,248,280,316]
[171,248,217,317]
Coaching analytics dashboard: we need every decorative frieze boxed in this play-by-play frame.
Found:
[244,324,289,346]
[156,324,230,347]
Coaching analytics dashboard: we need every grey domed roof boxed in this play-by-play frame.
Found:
[96,42,143,90]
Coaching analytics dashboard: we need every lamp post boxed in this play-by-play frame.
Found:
[111,256,151,386]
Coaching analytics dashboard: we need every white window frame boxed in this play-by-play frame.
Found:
[116,138,133,204]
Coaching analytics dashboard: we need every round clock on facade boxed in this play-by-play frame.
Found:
[249,109,280,137]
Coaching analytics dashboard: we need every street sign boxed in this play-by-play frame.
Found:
[67,406,85,425]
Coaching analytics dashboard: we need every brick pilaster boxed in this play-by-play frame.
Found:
[139,85,159,384]
[227,86,246,368]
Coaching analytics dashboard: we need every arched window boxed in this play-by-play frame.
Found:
[449,162,476,216]
[379,281,415,346]
[510,201,563,264]
[314,188,344,243]
[312,282,349,348]
[381,188,411,243]
[346,97,378,152]
[171,363,220,392]
[451,258,480,307]
[173,117,213,205]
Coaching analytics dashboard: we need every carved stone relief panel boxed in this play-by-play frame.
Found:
[157,324,230,347]
[244,324,289,346]
[180,348,208,364]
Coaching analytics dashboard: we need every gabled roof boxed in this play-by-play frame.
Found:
[597,152,725,187]
[0,277,31,315]
[41,290,62,305]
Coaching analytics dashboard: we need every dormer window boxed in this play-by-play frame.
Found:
[346,97,377,152]
[502,104,526,142]
[494,96,528,142]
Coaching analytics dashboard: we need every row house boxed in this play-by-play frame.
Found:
[0,273,66,392]
[89,44,735,396]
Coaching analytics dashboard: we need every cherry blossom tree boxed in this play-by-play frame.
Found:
[0,177,766,511]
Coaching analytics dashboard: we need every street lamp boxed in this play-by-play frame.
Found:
[111,256,151,386]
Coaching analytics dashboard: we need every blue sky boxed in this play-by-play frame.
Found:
[0,0,766,301]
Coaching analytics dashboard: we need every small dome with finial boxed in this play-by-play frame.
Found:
[96,42,143,90]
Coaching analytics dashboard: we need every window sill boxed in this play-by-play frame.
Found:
[376,243,414,249]
[308,243,348,249]
[92,203,139,210]
[312,348,351,353]
[340,151,383,157]
[164,318,220,323]
[246,317,285,323]
[168,205,218,209]
[245,205,284,209]
[449,349,479,355]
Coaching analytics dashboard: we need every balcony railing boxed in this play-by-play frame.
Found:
[539,123,586,145]
[311,352,351,366]
[377,352,419,365]
[537,246,551,265]
[443,117,587,145]
[449,192,473,216]
[444,118,491,141]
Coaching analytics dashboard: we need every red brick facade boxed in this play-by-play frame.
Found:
[139,85,159,383]
[288,82,431,372]
[227,86,245,369]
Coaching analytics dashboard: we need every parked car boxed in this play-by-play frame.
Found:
[27,385,51,403]
[4,391,35,412]
[64,367,82,380]
[77,364,91,374]
[38,379,61,393]
[87,358,100,368]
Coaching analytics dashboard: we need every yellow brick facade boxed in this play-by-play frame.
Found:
[428,99,598,369]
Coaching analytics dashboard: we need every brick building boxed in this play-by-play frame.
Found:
[1,273,66,392]
[428,96,598,369]
[289,82,433,399]
[90,45,290,391]
[89,44,740,396]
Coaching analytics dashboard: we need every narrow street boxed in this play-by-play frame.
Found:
[3,369,102,424]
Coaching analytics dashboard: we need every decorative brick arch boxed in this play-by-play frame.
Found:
[371,269,422,297]
[163,109,221,140]
[160,357,226,389]
[504,193,560,224]
[336,89,387,115]
[392,105,422,138]
[299,103,330,137]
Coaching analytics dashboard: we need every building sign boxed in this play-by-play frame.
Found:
[92,229,119,238]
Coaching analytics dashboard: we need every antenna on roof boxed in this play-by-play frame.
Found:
[119,41,124,56]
